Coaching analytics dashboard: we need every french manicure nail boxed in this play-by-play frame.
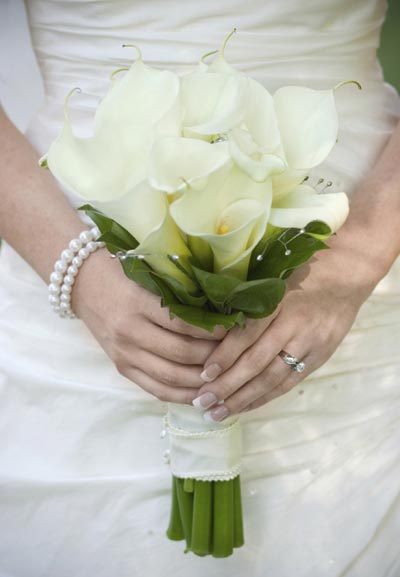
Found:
[192,392,218,410]
[200,363,222,382]
[203,405,230,422]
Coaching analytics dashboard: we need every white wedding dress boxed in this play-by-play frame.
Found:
[1,1,400,576]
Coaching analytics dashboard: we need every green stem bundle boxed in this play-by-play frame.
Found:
[166,475,245,557]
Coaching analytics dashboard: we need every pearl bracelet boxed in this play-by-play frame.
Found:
[48,226,105,318]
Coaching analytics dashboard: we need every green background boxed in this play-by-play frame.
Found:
[379,0,400,92]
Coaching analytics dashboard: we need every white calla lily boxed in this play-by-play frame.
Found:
[181,71,248,136]
[148,137,230,194]
[47,56,181,202]
[269,184,349,232]
[170,166,272,279]
[274,86,338,170]
[229,127,286,182]
[270,86,339,199]
[94,181,195,289]
[226,78,287,182]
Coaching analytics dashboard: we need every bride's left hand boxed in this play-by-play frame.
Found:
[192,241,380,421]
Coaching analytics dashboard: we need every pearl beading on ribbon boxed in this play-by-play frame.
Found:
[48,226,105,318]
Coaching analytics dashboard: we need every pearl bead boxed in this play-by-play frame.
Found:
[61,248,74,263]
[49,228,104,320]
[55,260,68,273]
[86,241,98,253]
[78,247,90,259]
[79,229,94,243]
[67,264,79,276]
[69,238,82,252]
[50,271,63,285]
[72,256,83,267]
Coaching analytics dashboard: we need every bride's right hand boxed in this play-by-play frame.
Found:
[72,247,225,404]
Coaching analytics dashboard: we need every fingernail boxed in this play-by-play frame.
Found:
[203,405,230,422]
[200,363,222,382]
[192,392,218,410]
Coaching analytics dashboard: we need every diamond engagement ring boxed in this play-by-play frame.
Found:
[278,351,306,373]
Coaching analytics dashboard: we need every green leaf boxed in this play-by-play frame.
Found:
[121,257,177,306]
[249,228,329,280]
[79,204,139,250]
[191,267,241,310]
[167,254,197,283]
[168,304,246,333]
[186,235,214,271]
[39,156,48,169]
[249,225,282,271]
[157,273,207,308]
[96,231,130,255]
[226,278,286,317]
[304,220,332,239]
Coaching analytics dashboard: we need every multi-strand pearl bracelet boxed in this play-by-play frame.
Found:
[48,226,105,318]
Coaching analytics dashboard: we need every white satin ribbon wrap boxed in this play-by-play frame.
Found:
[165,403,242,481]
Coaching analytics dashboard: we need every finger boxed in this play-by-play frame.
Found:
[137,323,217,365]
[202,343,309,421]
[242,350,315,412]
[122,366,198,404]
[199,307,281,381]
[144,304,227,341]
[194,319,294,407]
[200,341,306,421]
[133,349,205,389]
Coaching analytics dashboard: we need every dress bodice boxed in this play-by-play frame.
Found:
[26,0,387,101]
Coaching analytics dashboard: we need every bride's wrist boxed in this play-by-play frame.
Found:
[321,226,390,299]
[71,247,119,320]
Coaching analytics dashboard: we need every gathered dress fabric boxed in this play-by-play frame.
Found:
[1,0,400,575]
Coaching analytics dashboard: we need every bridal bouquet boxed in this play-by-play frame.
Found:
[42,30,352,557]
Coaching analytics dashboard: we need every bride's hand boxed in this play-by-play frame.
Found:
[72,249,225,404]
[192,241,381,421]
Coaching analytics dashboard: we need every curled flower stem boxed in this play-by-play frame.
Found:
[334,79,362,91]
[63,87,81,118]
[200,49,219,64]
[221,28,237,58]
[110,67,129,80]
[121,43,143,61]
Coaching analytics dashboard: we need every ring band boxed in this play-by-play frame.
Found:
[279,350,306,373]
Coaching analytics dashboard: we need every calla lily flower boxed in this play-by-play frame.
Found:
[185,34,341,197]
[272,86,339,199]
[181,71,248,137]
[46,54,181,202]
[94,181,195,290]
[147,136,230,194]
[269,184,349,232]
[170,165,273,279]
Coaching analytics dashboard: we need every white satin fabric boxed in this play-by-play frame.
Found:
[1,1,400,576]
